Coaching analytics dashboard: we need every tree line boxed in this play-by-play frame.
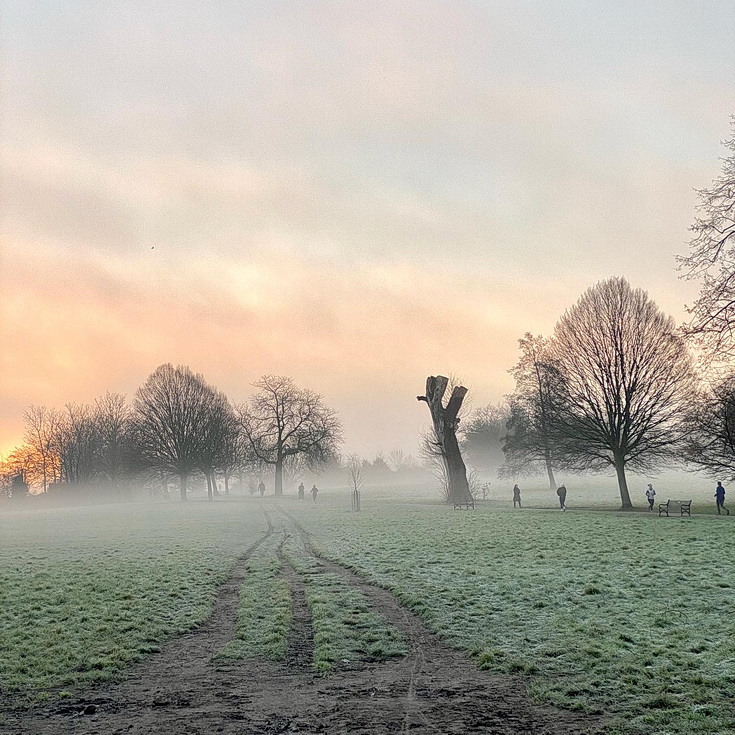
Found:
[1,369,342,501]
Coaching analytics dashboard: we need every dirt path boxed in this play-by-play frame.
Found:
[1,505,605,735]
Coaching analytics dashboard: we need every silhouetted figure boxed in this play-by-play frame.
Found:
[298,482,305,500]
[512,484,522,508]
[715,482,729,515]
[556,484,567,511]
[258,480,266,497]
[310,484,319,503]
[645,483,656,512]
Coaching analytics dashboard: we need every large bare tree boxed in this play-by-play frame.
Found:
[238,375,342,496]
[551,277,695,508]
[502,334,566,490]
[677,118,735,364]
[132,364,225,501]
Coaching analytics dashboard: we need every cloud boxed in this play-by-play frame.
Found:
[1,0,730,456]
[0,236,556,454]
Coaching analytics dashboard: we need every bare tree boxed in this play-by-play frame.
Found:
[346,454,363,511]
[196,389,238,501]
[132,364,223,501]
[238,375,343,496]
[417,375,472,504]
[677,118,735,364]
[56,403,102,484]
[461,402,509,479]
[94,392,133,490]
[23,405,62,492]
[1,445,40,492]
[683,373,735,479]
[387,448,419,477]
[216,422,246,495]
[502,334,566,490]
[550,277,696,508]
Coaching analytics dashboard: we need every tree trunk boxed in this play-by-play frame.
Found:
[614,457,633,509]
[179,473,188,502]
[224,471,230,495]
[206,473,213,501]
[545,452,556,492]
[417,375,472,504]
[274,460,283,496]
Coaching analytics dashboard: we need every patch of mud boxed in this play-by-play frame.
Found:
[0,505,605,734]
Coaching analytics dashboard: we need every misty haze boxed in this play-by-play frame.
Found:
[1,2,735,734]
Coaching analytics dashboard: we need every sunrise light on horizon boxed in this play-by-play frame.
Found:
[1,0,733,458]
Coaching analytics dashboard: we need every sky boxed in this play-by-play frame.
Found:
[1,0,734,458]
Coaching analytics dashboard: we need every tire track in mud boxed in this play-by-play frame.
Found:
[276,506,439,734]
[275,532,316,672]
[275,505,606,735]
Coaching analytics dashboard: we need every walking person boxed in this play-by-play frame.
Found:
[298,482,305,500]
[258,480,266,497]
[715,482,729,515]
[645,483,656,512]
[310,484,319,503]
[556,484,567,511]
[512,484,522,509]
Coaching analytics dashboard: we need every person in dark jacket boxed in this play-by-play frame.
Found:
[556,484,567,511]
[715,482,729,515]
[512,484,522,508]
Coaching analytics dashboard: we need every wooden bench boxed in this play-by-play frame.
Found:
[658,499,692,517]
[453,498,475,510]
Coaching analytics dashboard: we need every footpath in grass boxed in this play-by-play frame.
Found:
[296,502,735,735]
[0,500,267,699]
[282,530,406,672]
[219,515,406,672]
[217,532,291,661]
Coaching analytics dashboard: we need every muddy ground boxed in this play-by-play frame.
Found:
[1,507,605,734]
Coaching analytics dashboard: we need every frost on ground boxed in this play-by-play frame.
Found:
[300,502,735,735]
[0,499,602,735]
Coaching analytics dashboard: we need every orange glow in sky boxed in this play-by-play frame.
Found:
[1,1,731,457]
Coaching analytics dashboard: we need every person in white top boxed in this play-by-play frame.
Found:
[645,483,656,512]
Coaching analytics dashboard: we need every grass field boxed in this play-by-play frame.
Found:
[295,497,735,735]
[2,484,734,734]
[0,501,266,698]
